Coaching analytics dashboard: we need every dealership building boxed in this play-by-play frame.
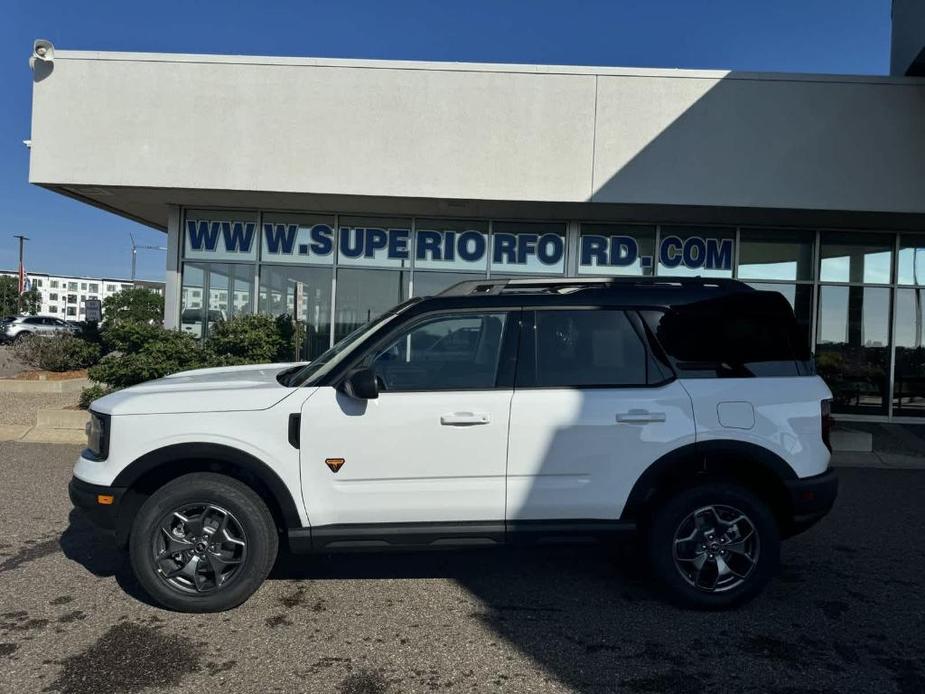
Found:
[24,6,925,419]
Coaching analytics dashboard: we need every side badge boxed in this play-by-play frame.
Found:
[325,458,345,473]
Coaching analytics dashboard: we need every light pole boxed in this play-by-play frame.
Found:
[13,235,29,294]
[130,233,167,280]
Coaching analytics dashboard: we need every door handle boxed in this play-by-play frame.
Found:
[616,410,667,424]
[440,412,491,426]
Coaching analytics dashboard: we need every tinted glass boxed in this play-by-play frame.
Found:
[738,229,814,281]
[894,288,925,417]
[898,234,925,286]
[258,265,332,359]
[412,271,486,297]
[335,268,408,341]
[815,285,890,414]
[534,310,646,387]
[746,283,813,349]
[645,293,808,378]
[369,313,507,391]
[819,232,892,284]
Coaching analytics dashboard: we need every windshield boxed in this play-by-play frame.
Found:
[280,298,421,387]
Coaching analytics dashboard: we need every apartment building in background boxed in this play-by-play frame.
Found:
[0,270,164,321]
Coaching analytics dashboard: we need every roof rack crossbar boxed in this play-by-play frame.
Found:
[438,276,748,296]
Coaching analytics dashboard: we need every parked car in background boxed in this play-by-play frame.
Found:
[0,315,80,343]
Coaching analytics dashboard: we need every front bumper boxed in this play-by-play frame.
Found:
[783,468,838,536]
[68,476,127,541]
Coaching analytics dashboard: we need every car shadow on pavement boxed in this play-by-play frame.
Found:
[58,509,160,608]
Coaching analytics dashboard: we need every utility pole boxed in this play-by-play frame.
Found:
[130,233,167,281]
[13,235,29,294]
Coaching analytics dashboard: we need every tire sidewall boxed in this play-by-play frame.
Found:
[129,473,278,613]
[647,482,780,610]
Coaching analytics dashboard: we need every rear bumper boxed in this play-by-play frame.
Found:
[783,468,838,536]
[68,476,127,540]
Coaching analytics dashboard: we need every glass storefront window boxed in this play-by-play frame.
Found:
[819,232,892,284]
[335,268,408,341]
[184,209,259,262]
[490,222,566,275]
[261,213,335,267]
[898,234,925,286]
[578,224,656,276]
[180,262,253,340]
[816,285,891,414]
[738,229,814,281]
[337,216,412,269]
[258,265,333,360]
[656,226,734,278]
[412,271,486,297]
[893,288,925,417]
[746,283,813,348]
[415,219,490,273]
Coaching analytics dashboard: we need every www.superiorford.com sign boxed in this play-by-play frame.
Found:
[183,219,733,274]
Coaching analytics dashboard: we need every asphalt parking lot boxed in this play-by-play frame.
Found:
[1,442,923,694]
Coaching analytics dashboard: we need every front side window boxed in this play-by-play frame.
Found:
[368,312,508,392]
[533,310,647,387]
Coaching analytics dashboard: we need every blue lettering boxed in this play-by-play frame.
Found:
[387,229,410,259]
[221,222,256,253]
[309,224,334,256]
[186,220,222,252]
[659,236,683,268]
[364,228,388,258]
[516,234,538,264]
[263,224,298,255]
[580,235,608,266]
[416,230,442,261]
[458,231,485,262]
[609,236,638,267]
[493,234,517,264]
[705,238,733,270]
[537,234,563,265]
[682,237,706,268]
[339,227,364,258]
[444,232,456,261]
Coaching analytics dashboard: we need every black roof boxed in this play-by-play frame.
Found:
[407,276,760,311]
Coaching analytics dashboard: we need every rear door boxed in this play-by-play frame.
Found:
[505,308,695,522]
[299,309,520,529]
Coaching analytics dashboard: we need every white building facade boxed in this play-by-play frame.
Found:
[1,271,163,321]
[23,8,925,419]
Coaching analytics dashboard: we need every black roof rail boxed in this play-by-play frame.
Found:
[438,276,752,297]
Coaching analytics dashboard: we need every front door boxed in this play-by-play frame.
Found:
[300,310,518,530]
[506,308,696,522]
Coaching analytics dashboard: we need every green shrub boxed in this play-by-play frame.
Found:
[79,383,115,410]
[89,329,214,388]
[12,334,102,372]
[103,287,164,323]
[100,321,166,354]
[206,314,286,364]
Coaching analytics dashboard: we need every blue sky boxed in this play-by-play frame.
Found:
[0,0,892,281]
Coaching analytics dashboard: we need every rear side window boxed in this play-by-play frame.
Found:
[532,310,647,387]
[643,292,811,378]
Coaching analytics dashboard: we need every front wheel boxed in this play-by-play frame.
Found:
[129,472,279,612]
[647,482,779,609]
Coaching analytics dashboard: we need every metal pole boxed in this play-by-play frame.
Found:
[131,248,137,281]
[13,235,29,295]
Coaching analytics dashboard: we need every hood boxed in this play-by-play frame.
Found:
[92,362,307,416]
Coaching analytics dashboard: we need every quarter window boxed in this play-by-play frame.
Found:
[368,313,508,391]
[533,310,647,387]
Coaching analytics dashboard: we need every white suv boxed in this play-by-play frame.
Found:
[70,278,837,612]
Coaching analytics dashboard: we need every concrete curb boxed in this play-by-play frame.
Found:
[0,378,90,394]
[36,408,89,430]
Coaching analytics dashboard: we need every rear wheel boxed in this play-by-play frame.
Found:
[129,472,278,612]
[647,482,779,609]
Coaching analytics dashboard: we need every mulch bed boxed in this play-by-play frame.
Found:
[12,369,88,381]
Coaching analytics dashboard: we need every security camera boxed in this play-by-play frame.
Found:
[29,39,55,70]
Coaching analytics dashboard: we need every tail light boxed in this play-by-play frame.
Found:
[821,399,832,452]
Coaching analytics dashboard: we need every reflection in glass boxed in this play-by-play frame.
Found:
[897,234,925,286]
[815,286,890,414]
[180,263,253,340]
[412,271,485,297]
[258,265,333,359]
[738,229,814,281]
[335,268,408,341]
[746,283,813,348]
[894,288,925,417]
[819,232,892,284]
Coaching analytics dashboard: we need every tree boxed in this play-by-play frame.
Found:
[102,287,164,324]
[0,276,40,316]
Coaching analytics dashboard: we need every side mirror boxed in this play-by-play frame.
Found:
[341,367,379,400]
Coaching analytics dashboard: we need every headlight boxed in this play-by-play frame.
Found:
[85,411,109,460]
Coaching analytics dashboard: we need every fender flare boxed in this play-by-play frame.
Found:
[621,439,796,520]
[112,442,303,529]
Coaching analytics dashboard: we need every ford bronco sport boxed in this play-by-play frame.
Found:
[70,277,837,612]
